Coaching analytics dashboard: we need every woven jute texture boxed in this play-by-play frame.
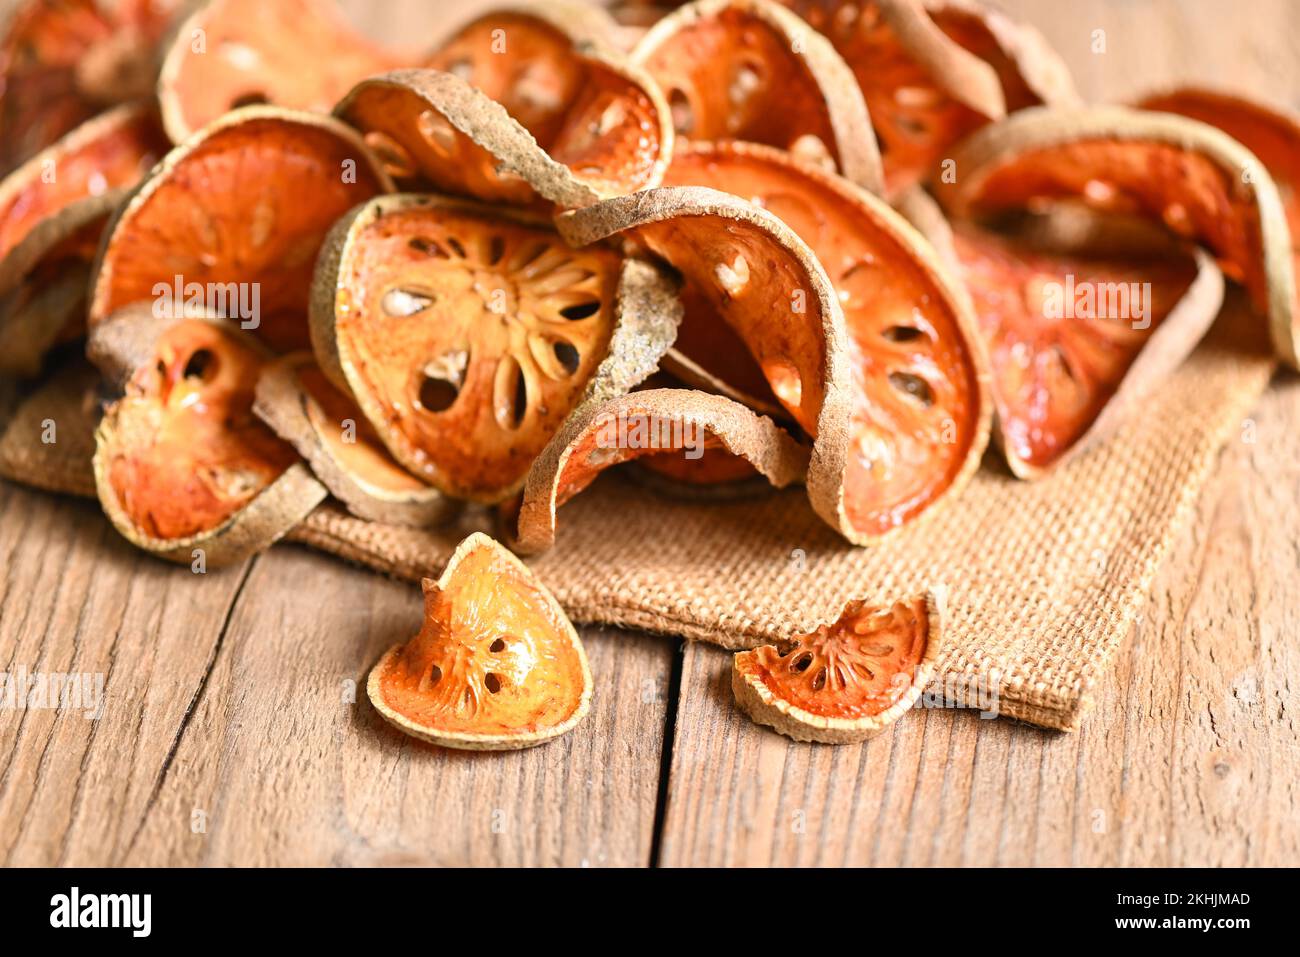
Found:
[0,303,1276,730]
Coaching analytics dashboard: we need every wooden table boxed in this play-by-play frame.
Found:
[1,0,1298,867]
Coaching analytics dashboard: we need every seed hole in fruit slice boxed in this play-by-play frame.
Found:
[485,673,503,694]
[363,130,416,180]
[790,652,813,673]
[888,370,935,406]
[493,356,528,430]
[489,638,506,653]
[230,92,270,109]
[183,348,218,382]
[882,325,926,343]
[416,109,458,157]
[428,664,442,686]
[383,288,435,317]
[419,376,459,413]
[409,236,448,258]
[447,236,467,258]
[715,254,750,297]
[559,300,601,321]
[669,88,694,135]
[552,340,581,376]
[728,61,765,115]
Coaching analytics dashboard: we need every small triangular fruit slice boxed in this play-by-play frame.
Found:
[157,0,399,144]
[632,0,882,192]
[425,2,671,199]
[89,306,327,567]
[0,102,167,376]
[733,589,945,743]
[89,105,392,353]
[513,388,809,554]
[1137,87,1300,368]
[367,532,592,750]
[254,353,455,527]
[662,141,991,540]
[937,106,1298,371]
[311,194,679,504]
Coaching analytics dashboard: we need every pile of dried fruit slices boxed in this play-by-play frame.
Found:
[2,0,1296,747]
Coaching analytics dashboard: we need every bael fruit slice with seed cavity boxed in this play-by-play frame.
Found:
[88,305,327,567]
[311,193,679,504]
[632,0,882,192]
[425,1,671,200]
[89,105,392,353]
[937,106,1299,370]
[558,185,855,539]
[367,531,592,750]
[0,0,178,175]
[733,588,945,743]
[0,102,167,376]
[662,141,991,540]
[512,387,809,554]
[1136,87,1300,367]
[254,353,456,527]
[157,0,399,144]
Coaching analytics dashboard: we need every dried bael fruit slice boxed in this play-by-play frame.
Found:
[254,353,455,527]
[513,388,809,554]
[782,0,1077,195]
[312,194,679,504]
[632,0,882,192]
[559,185,856,539]
[157,0,398,144]
[89,307,327,566]
[425,1,671,200]
[733,589,945,743]
[0,102,167,376]
[662,142,991,540]
[367,532,592,750]
[0,356,102,497]
[937,106,1299,370]
[1137,87,1300,367]
[89,105,392,353]
[0,0,178,174]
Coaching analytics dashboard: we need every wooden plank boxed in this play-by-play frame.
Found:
[123,543,675,866]
[657,376,1300,867]
[0,485,253,866]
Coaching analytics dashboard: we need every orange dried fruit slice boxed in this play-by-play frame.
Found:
[425,1,671,200]
[157,0,398,144]
[0,0,178,174]
[254,353,455,527]
[89,105,392,353]
[937,106,1299,371]
[1137,87,1300,368]
[367,532,592,750]
[632,0,883,192]
[89,306,327,567]
[311,193,680,504]
[513,388,809,554]
[662,141,991,539]
[0,102,167,376]
[733,589,945,743]
[783,0,1077,195]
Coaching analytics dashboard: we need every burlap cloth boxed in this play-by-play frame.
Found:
[0,301,1276,730]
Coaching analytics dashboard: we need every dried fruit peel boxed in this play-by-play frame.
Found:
[367,532,592,750]
[311,193,679,504]
[633,0,883,192]
[90,309,326,567]
[663,141,991,539]
[938,105,1298,369]
[157,0,398,143]
[89,105,393,353]
[254,353,455,527]
[732,588,945,743]
[514,388,810,554]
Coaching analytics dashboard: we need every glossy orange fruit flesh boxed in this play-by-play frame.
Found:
[371,534,590,744]
[665,142,986,536]
[638,439,762,484]
[952,224,1201,470]
[103,319,298,540]
[90,109,389,353]
[158,0,397,142]
[736,595,931,719]
[330,198,620,502]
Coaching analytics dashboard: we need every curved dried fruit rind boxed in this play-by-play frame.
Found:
[157,0,398,143]
[0,356,101,497]
[633,0,883,192]
[514,388,810,554]
[937,105,1299,369]
[367,532,593,750]
[89,307,326,567]
[663,141,991,540]
[733,588,945,743]
[311,193,679,503]
[253,353,455,527]
[89,105,393,353]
